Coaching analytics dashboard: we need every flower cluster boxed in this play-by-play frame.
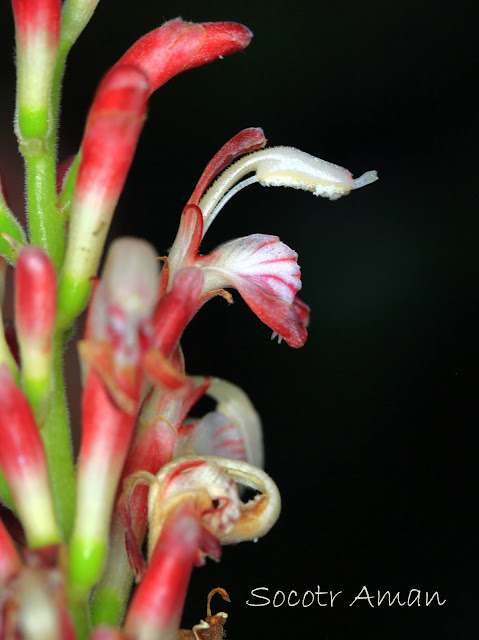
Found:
[0,3,376,639]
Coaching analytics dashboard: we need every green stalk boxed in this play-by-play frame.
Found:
[68,599,91,640]
[24,149,65,271]
[40,331,76,541]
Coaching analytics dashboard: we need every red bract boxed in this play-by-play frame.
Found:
[117,18,252,96]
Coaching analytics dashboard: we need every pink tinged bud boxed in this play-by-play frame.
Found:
[58,66,151,328]
[15,246,56,422]
[125,500,201,640]
[0,366,60,547]
[116,18,252,97]
[79,238,159,412]
[12,0,61,139]
[175,377,264,468]
[197,233,308,347]
[0,517,21,584]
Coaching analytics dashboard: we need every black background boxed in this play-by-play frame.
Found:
[0,1,477,639]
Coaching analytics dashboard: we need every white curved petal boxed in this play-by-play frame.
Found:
[181,377,264,468]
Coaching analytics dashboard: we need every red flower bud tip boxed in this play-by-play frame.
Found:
[0,365,60,547]
[12,0,61,140]
[75,65,150,208]
[117,18,252,96]
[11,0,60,45]
[125,500,200,640]
[15,246,56,345]
[0,517,21,584]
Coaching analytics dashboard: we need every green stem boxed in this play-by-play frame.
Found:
[24,149,65,271]
[68,599,91,640]
[40,331,76,541]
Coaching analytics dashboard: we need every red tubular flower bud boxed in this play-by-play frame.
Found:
[11,0,60,43]
[15,246,56,421]
[0,365,60,547]
[58,65,151,328]
[15,246,56,345]
[12,0,61,139]
[75,65,150,204]
[125,500,200,640]
[69,370,138,599]
[116,18,252,96]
